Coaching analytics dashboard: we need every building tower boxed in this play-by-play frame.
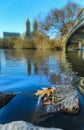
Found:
[33,18,38,33]
[25,18,31,39]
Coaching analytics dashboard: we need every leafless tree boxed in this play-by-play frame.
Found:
[38,1,82,37]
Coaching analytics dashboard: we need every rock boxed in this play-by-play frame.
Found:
[34,85,79,119]
[72,76,84,97]
[72,76,84,88]
[0,91,15,109]
[0,121,63,130]
[46,86,79,114]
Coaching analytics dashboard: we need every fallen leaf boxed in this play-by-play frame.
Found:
[35,87,56,97]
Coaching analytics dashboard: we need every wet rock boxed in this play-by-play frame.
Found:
[72,76,84,97]
[46,85,79,114]
[0,91,15,109]
[0,121,63,130]
[34,85,79,118]
[72,76,84,88]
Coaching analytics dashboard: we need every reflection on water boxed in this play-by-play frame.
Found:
[0,49,71,85]
[0,49,84,130]
[67,51,84,77]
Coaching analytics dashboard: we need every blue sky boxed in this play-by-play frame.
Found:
[0,0,84,37]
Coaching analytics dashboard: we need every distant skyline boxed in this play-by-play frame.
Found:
[0,0,84,37]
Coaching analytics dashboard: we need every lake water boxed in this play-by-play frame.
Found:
[0,49,84,130]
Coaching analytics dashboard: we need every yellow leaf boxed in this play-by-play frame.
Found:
[35,87,56,97]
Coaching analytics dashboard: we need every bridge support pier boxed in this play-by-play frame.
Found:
[78,41,82,49]
[78,40,84,50]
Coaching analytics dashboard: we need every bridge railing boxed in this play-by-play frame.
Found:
[73,8,84,27]
[63,8,84,50]
[68,8,84,36]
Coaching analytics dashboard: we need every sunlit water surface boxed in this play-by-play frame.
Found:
[0,49,84,130]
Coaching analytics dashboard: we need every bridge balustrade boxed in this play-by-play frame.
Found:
[64,8,84,51]
[69,8,84,36]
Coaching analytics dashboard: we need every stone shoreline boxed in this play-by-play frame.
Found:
[0,121,63,130]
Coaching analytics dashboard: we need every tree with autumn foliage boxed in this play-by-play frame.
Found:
[38,1,81,37]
